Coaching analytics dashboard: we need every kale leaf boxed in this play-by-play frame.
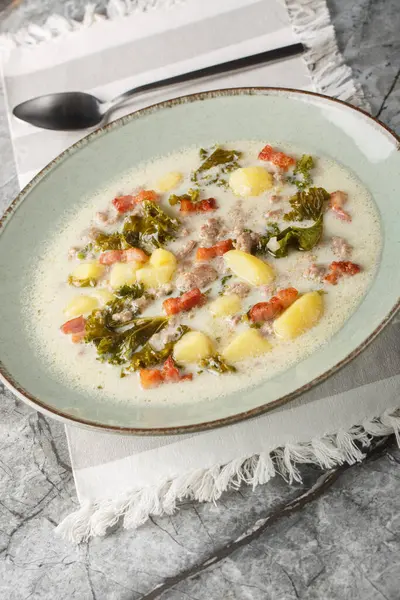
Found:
[93,231,126,251]
[191,146,242,187]
[256,217,323,258]
[127,325,190,371]
[284,187,330,222]
[123,201,180,252]
[87,316,169,365]
[288,154,314,190]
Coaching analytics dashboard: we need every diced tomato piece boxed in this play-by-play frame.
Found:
[196,239,233,261]
[162,297,182,316]
[324,261,361,285]
[161,356,181,382]
[179,198,217,214]
[258,145,296,171]
[134,189,158,204]
[99,250,124,265]
[179,288,207,311]
[249,298,283,323]
[249,287,299,323]
[112,195,135,213]
[139,369,164,389]
[122,248,148,263]
[275,287,299,309]
[60,315,86,335]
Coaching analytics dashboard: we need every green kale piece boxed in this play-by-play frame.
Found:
[88,316,169,365]
[93,231,126,251]
[191,146,242,187]
[256,217,323,258]
[288,154,315,190]
[284,187,330,222]
[199,354,237,374]
[123,201,180,252]
[128,325,190,371]
[169,188,199,206]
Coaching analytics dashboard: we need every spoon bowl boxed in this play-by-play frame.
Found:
[13,92,105,131]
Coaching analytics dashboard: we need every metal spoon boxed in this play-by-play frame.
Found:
[13,43,304,131]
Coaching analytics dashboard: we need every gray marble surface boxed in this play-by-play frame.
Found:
[0,1,399,598]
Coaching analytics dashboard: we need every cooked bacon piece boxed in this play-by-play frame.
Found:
[249,287,298,323]
[196,239,233,261]
[112,195,135,213]
[60,315,86,335]
[140,357,192,389]
[324,261,361,285]
[112,190,158,214]
[180,198,217,213]
[139,368,164,389]
[71,331,86,344]
[275,287,299,309]
[163,288,207,316]
[329,190,351,222]
[135,190,158,204]
[258,145,296,171]
[99,248,148,265]
[162,297,182,316]
[249,298,283,323]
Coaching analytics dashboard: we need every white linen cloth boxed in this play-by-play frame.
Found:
[0,0,398,542]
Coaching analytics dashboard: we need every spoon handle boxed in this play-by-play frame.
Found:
[109,43,305,110]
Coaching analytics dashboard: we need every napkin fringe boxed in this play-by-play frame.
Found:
[56,408,400,543]
[284,0,369,110]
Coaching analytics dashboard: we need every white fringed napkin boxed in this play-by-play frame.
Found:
[1,0,398,543]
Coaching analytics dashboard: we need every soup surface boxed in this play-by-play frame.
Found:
[24,141,381,406]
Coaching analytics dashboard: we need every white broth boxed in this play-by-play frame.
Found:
[22,141,382,406]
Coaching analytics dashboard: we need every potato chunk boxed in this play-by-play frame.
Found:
[109,263,138,289]
[209,294,241,317]
[156,171,183,192]
[71,262,104,281]
[273,291,323,340]
[64,295,98,318]
[222,328,272,363]
[229,167,273,197]
[136,265,175,288]
[149,248,177,269]
[173,331,214,364]
[223,250,274,286]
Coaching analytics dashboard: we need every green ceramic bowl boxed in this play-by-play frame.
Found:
[0,88,399,434]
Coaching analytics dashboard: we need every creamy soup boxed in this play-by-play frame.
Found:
[23,142,382,406]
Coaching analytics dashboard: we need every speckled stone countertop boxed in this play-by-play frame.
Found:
[0,1,399,598]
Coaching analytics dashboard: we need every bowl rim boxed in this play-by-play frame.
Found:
[1,86,399,435]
